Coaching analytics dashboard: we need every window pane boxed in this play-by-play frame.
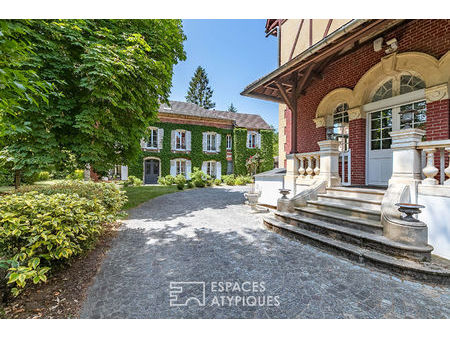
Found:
[371,130,380,140]
[371,111,381,120]
[371,140,381,150]
[382,129,391,138]
[382,117,392,128]
[382,139,392,149]
[371,119,380,129]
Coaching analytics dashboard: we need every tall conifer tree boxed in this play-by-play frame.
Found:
[185,66,215,109]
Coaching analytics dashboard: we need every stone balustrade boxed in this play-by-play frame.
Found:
[295,152,320,180]
[417,140,450,186]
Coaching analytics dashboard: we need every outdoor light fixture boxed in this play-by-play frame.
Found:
[385,38,398,54]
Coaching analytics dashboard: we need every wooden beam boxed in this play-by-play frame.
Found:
[295,63,315,97]
[323,19,333,38]
[275,81,295,113]
[309,19,313,46]
[289,19,304,61]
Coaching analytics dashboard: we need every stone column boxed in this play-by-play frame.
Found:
[284,153,299,195]
[389,128,426,203]
[318,140,341,187]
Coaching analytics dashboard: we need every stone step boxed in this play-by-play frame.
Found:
[274,211,432,261]
[325,187,386,202]
[316,194,382,211]
[294,206,383,235]
[307,200,381,221]
[263,216,449,286]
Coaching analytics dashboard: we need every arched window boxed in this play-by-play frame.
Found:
[372,80,393,102]
[371,74,425,102]
[400,75,425,95]
[332,103,349,152]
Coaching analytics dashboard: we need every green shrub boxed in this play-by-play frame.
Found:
[123,175,143,187]
[193,179,205,188]
[222,174,236,186]
[0,192,113,296]
[157,176,166,185]
[174,174,186,186]
[16,181,126,216]
[164,175,175,185]
[235,176,245,185]
[66,169,84,180]
[37,171,51,181]
[206,180,212,187]
[190,167,206,182]
[214,179,221,186]
[186,181,194,189]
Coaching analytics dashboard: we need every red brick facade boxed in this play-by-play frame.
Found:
[283,19,450,185]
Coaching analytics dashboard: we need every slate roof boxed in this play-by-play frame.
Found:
[159,100,272,130]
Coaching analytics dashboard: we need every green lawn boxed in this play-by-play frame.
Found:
[122,185,179,210]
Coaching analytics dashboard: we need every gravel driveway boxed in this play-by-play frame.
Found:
[81,186,450,318]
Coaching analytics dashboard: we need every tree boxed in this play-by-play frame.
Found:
[271,125,279,156]
[185,66,215,109]
[0,20,54,137]
[1,20,186,187]
[227,103,237,112]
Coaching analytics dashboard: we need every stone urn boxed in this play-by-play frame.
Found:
[244,184,261,208]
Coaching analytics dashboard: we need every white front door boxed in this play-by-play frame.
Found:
[366,99,426,186]
[367,108,394,186]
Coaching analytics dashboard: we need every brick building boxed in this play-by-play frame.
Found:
[242,19,450,276]
[117,101,272,184]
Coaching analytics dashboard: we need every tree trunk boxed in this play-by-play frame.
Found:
[14,170,21,190]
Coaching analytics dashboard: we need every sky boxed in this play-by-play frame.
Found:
[169,19,280,130]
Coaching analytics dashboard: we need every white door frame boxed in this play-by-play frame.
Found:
[363,89,426,186]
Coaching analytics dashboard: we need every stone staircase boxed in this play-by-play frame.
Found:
[263,186,450,285]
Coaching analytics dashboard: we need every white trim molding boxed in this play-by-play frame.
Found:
[425,83,449,103]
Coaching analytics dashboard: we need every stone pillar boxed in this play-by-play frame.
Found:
[389,128,426,203]
[284,154,299,195]
[318,140,341,187]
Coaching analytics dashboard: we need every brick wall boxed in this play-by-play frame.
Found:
[349,118,366,185]
[282,19,450,184]
[426,99,450,141]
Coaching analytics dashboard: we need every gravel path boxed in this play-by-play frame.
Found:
[81,186,450,318]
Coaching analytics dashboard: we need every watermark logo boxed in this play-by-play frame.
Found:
[169,281,206,307]
[169,281,280,307]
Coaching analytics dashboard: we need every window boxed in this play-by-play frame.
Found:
[146,129,158,149]
[226,135,232,150]
[175,131,186,150]
[372,74,425,102]
[370,109,392,150]
[400,75,425,95]
[400,100,426,130]
[205,161,217,177]
[332,103,349,152]
[206,133,216,152]
[372,80,393,102]
[113,165,121,179]
[175,159,186,176]
[247,132,258,148]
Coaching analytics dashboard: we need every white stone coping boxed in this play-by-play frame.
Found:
[417,139,450,150]
[418,184,450,198]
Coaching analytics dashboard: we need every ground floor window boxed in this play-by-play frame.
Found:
[176,159,186,176]
[205,161,216,177]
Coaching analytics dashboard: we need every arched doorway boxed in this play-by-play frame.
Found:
[143,158,160,184]
[365,75,426,186]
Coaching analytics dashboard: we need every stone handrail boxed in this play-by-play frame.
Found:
[291,177,327,207]
[417,139,450,185]
[295,151,320,180]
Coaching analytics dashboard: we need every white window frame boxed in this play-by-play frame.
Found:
[175,159,186,176]
[146,128,158,149]
[247,131,258,149]
[206,132,217,152]
[205,161,217,178]
[175,130,187,151]
[226,134,232,150]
